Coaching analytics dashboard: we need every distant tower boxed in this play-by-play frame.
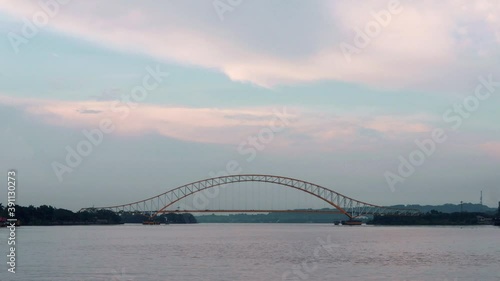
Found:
[480,190,483,205]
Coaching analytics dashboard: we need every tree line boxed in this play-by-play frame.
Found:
[0,204,121,225]
[370,210,494,225]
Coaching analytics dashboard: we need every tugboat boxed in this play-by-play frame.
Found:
[142,216,169,225]
[342,219,363,226]
[0,217,6,227]
[0,217,20,227]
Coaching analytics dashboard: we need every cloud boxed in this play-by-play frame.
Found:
[77,109,102,114]
[1,0,499,91]
[479,142,500,158]
[0,95,433,149]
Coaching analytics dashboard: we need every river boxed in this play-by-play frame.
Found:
[1,224,499,280]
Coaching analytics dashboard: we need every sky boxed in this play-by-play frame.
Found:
[0,0,499,210]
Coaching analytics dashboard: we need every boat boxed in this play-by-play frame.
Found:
[142,216,170,225]
[0,217,20,227]
[342,220,363,226]
[142,220,161,225]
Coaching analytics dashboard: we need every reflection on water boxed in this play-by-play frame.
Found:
[0,224,499,281]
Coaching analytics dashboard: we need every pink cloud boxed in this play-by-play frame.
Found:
[364,116,431,135]
[479,142,500,158]
[0,95,294,144]
[1,1,499,90]
[0,95,432,149]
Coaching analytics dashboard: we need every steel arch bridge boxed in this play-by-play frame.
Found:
[79,174,419,219]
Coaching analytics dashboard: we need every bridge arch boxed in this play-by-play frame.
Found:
[80,174,419,219]
[153,176,352,218]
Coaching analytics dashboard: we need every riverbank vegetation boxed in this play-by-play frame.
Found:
[370,210,497,225]
[0,204,197,225]
[120,213,197,224]
[0,204,120,225]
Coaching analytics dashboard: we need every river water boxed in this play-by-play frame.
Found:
[1,224,499,281]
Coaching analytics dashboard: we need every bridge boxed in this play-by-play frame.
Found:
[80,174,419,219]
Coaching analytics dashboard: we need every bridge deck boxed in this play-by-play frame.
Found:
[156,209,344,214]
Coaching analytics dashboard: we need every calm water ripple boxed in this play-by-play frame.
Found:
[1,224,499,281]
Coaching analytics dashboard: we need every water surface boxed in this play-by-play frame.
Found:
[1,224,499,280]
